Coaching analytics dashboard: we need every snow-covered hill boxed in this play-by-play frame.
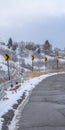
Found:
[0,43,65,83]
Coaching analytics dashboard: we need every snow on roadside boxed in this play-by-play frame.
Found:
[0,72,64,130]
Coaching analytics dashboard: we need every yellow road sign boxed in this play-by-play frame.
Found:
[56,59,59,64]
[4,53,10,61]
[32,55,34,61]
[44,57,48,62]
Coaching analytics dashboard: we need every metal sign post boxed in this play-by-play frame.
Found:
[37,47,41,74]
[32,60,33,71]
[44,57,48,71]
[7,60,10,80]
[31,55,34,71]
[56,59,59,69]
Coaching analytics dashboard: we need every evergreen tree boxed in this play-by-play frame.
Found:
[7,37,13,48]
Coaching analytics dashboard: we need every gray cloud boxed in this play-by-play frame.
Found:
[0,0,65,27]
[0,0,65,49]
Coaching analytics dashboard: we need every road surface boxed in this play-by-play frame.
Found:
[13,73,65,130]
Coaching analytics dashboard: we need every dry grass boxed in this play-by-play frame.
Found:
[25,69,46,79]
[24,68,65,80]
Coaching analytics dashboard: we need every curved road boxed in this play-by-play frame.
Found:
[14,73,65,130]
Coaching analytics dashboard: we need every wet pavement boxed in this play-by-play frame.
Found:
[13,73,65,130]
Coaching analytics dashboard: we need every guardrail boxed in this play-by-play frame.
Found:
[0,78,21,99]
[0,89,5,100]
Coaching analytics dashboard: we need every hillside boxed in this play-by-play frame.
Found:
[0,43,65,83]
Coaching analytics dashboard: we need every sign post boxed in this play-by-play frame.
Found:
[31,55,34,71]
[37,47,41,73]
[4,53,10,80]
[56,58,59,69]
[44,57,48,71]
[7,60,10,80]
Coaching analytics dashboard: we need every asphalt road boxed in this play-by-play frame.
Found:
[14,73,65,130]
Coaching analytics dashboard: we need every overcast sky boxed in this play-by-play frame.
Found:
[0,0,65,49]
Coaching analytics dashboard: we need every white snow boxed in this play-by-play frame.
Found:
[0,44,8,50]
[24,56,32,65]
[59,58,65,63]
[0,55,8,71]
[0,72,64,130]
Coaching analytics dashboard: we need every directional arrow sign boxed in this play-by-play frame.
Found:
[44,57,48,62]
[4,53,10,61]
[56,58,59,68]
[56,59,59,64]
[32,55,34,61]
